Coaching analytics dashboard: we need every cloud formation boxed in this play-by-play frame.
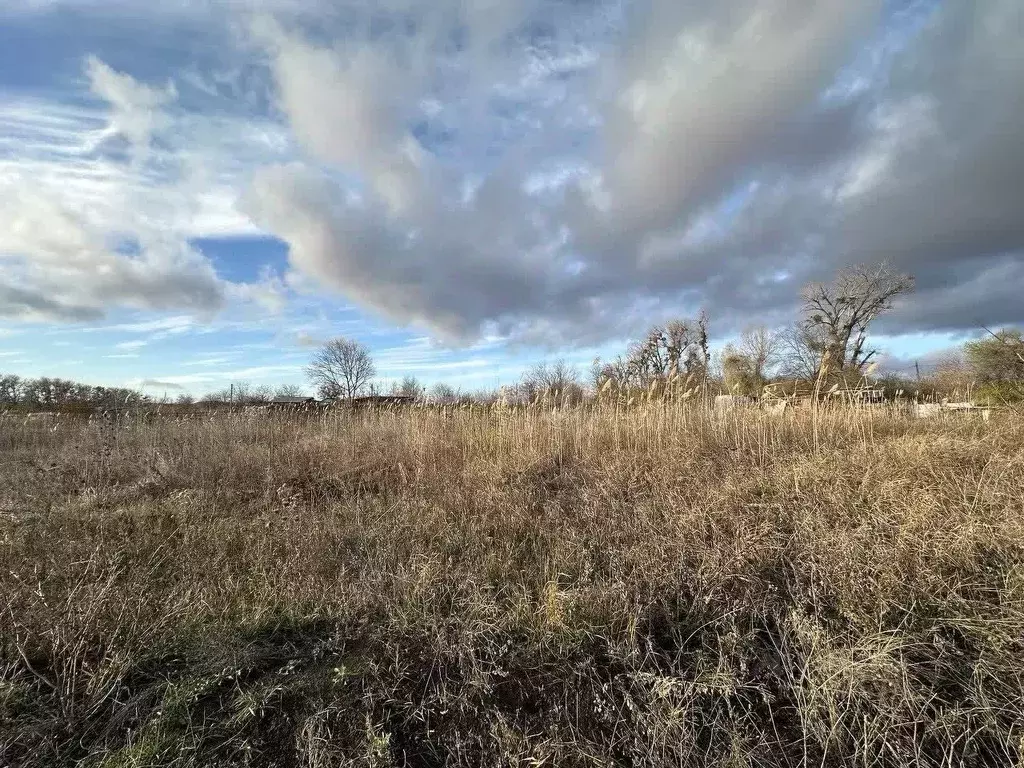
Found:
[5,0,1023,346]
[85,54,176,157]
[0,57,280,323]
[237,0,1023,343]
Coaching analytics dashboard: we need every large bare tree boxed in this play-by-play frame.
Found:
[305,337,376,401]
[800,264,914,373]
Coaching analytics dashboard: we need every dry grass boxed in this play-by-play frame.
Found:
[2,403,1023,767]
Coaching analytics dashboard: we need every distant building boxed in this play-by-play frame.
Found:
[267,396,318,407]
[348,395,416,408]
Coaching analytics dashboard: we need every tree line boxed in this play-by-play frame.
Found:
[4,263,1022,410]
[0,375,145,410]
[306,263,1024,405]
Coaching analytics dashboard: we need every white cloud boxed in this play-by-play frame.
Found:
[182,356,235,367]
[5,0,1024,349]
[0,58,285,323]
[135,363,304,388]
[241,1,887,343]
[84,54,177,157]
[79,315,196,334]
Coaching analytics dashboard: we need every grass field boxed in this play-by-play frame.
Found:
[2,403,1023,766]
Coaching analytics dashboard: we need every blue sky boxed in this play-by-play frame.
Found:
[1,0,1021,396]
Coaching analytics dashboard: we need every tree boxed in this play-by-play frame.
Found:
[927,351,975,398]
[720,326,782,395]
[0,374,21,405]
[779,323,828,380]
[428,382,459,404]
[800,264,914,373]
[517,360,584,403]
[737,326,780,382]
[391,375,424,400]
[199,387,230,404]
[626,315,710,386]
[274,384,306,398]
[964,328,1024,382]
[591,355,630,391]
[175,393,195,405]
[223,381,264,404]
[305,337,376,401]
[720,346,760,396]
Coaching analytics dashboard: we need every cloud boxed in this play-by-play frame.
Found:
[6,0,1024,351]
[138,378,184,390]
[239,0,1024,344]
[0,182,228,320]
[115,339,148,350]
[182,356,235,367]
[80,315,197,334]
[137,363,303,388]
[240,1,877,343]
[577,0,879,250]
[837,0,1024,334]
[294,330,324,348]
[84,54,177,157]
[0,281,104,322]
[0,58,285,325]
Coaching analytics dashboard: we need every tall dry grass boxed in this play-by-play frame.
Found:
[1,403,1023,766]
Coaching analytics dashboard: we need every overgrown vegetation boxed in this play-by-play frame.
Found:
[3,403,1023,766]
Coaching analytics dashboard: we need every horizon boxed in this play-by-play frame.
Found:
[2,0,1021,397]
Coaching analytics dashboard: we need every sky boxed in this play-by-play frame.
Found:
[1,0,1022,396]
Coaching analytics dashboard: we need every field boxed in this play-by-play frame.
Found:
[2,403,1023,767]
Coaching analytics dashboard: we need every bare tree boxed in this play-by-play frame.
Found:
[591,356,630,391]
[518,360,584,403]
[625,314,711,387]
[0,374,21,405]
[224,381,272,404]
[274,383,306,398]
[779,323,829,380]
[929,351,975,398]
[738,326,781,382]
[248,384,275,403]
[800,264,914,372]
[306,337,376,401]
[391,375,424,400]
[428,382,459,404]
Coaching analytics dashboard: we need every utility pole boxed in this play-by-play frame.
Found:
[230,383,234,403]
[915,361,921,382]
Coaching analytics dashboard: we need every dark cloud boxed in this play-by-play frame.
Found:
[14,0,1015,344]
[0,282,103,323]
[825,0,1024,334]
[244,0,1023,344]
